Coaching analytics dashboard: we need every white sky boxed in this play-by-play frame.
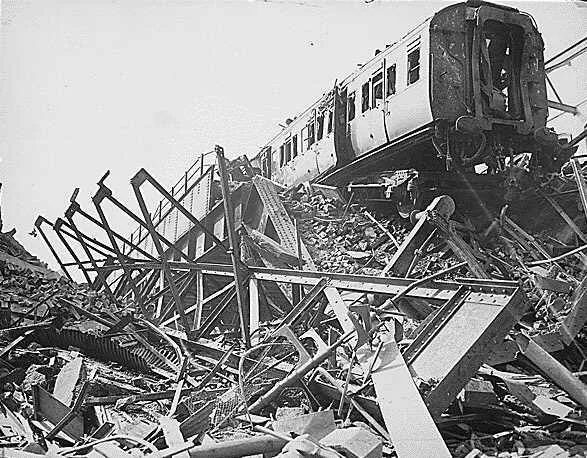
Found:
[0,0,585,273]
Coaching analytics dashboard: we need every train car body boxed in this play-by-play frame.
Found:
[249,1,561,206]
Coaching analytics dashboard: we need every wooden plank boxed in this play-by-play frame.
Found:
[32,385,83,440]
[428,213,490,279]
[0,330,35,359]
[88,443,134,457]
[160,417,189,458]
[324,287,354,334]
[383,196,454,276]
[533,274,572,294]
[357,334,450,458]
[194,270,204,328]
[53,357,85,407]
[249,277,260,344]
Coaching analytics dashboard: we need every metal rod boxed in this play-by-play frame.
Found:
[571,158,587,226]
[52,219,93,284]
[338,350,356,416]
[539,192,587,243]
[216,145,251,347]
[128,164,215,256]
[131,166,227,254]
[34,216,73,281]
[95,181,191,263]
[131,178,192,336]
[546,74,563,104]
[545,36,587,65]
[516,333,587,409]
[248,327,355,413]
[67,198,157,261]
[526,243,587,266]
[364,210,400,249]
[92,192,147,315]
[384,261,468,308]
[546,45,587,73]
[64,213,117,299]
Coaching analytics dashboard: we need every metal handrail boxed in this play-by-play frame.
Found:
[124,151,216,254]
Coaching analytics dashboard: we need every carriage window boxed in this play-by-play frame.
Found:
[317,113,325,140]
[327,110,333,133]
[308,121,315,146]
[372,71,383,108]
[279,145,285,167]
[347,92,356,121]
[285,139,292,164]
[407,48,420,85]
[262,154,269,177]
[387,64,396,95]
[361,81,370,112]
[292,135,298,158]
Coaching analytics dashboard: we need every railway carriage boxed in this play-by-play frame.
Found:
[249,1,565,213]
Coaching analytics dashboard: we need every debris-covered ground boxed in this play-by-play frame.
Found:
[0,158,586,457]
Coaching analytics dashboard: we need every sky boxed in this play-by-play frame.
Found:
[0,0,585,274]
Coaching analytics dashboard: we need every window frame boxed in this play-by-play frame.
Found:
[347,92,356,121]
[386,63,397,96]
[292,134,298,158]
[308,120,315,146]
[407,46,420,86]
[327,110,333,133]
[372,70,383,108]
[285,139,292,164]
[317,112,325,141]
[361,81,370,112]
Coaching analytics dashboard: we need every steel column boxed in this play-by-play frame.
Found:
[217,146,251,347]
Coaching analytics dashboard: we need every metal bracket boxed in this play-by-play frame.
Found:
[274,325,311,367]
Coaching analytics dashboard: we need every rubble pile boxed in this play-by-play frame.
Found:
[291,191,586,345]
[0,228,50,271]
[0,156,585,457]
[287,193,409,275]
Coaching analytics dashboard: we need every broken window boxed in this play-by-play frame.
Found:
[327,110,333,133]
[387,64,396,96]
[292,134,298,158]
[279,145,285,167]
[348,92,356,121]
[261,148,271,177]
[361,81,370,112]
[479,20,524,119]
[285,139,292,164]
[372,71,383,108]
[308,120,315,146]
[317,113,325,141]
[407,47,420,85]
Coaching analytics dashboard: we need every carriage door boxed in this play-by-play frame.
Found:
[333,86,355,164]
[383,59,397,141]
[261,146,271,179]
[357,64,387,152]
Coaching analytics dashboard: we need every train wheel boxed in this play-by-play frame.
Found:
[396,189,422,219]
[396,176,423,218]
